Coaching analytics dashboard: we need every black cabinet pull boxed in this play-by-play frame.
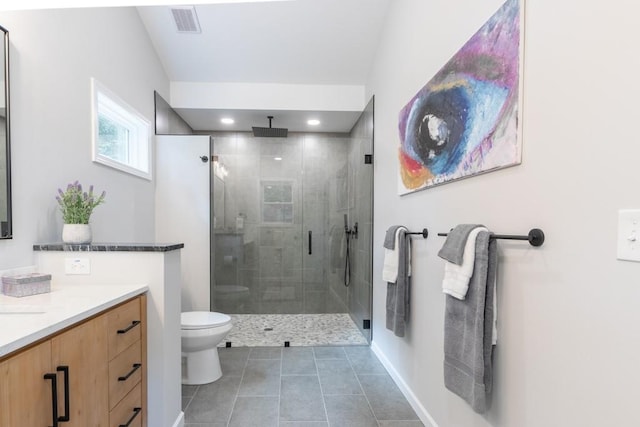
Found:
[118,363,142,381]
[119,407,142,427]
[43,373,59,427]
[117,320,141,334]
[56,366,70,422]
[308,230,312,255]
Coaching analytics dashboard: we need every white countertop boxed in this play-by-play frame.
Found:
[0,283,148,358]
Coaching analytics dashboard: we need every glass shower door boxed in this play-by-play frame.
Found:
[302,134,350,314]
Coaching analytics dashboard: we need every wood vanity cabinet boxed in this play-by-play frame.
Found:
[0,339,53,426]
[106,296,147,427]
[0,294,147,427]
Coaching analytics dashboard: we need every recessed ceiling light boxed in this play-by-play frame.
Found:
[221,118,234,124]
[307,119,320,126]
[274,157,283,161]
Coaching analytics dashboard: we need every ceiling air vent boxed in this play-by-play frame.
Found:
[170,6,201,34]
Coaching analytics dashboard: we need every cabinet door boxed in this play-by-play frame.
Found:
[0,341,53,427]
[51,314,109,427]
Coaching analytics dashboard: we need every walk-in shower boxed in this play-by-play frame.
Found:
[210,99,374,346]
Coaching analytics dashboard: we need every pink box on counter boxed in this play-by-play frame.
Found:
[1,273,52,297]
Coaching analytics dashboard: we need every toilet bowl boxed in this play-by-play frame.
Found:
[181,311,233,385]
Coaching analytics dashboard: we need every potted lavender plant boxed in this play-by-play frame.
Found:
[56,181,106,244]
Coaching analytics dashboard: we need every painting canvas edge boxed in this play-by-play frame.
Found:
[397,0,525,196]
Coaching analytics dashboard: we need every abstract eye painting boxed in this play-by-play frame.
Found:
[398,0,523,194]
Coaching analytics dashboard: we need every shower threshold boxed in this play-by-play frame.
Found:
[219,313,368,347]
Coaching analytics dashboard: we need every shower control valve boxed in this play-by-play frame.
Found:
[346,222,358,239]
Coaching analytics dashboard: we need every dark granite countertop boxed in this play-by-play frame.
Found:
[33,243,184,252]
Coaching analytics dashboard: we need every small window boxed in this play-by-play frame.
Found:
[261,181,293,224]
[91,78,152,180]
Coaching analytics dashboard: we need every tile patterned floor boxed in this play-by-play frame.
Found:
[220,314,369,347]
[183,346,424,427]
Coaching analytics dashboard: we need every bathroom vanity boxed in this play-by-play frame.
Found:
[33,243,184,427]
[0,284,147,427]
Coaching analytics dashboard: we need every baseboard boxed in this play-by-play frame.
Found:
[171,411,185,427]
[371,341,440,427]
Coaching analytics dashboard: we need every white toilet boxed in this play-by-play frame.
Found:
[181,311,233,385]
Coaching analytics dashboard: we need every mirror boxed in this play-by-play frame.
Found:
[0,25,10,239]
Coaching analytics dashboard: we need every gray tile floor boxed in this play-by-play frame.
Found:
[183,346,424,427]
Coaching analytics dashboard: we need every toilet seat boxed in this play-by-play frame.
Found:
[181,311,231,330]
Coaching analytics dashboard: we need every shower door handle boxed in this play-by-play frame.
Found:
[308,230,312,255]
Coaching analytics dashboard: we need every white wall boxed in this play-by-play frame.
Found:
[0,7,169,269]
[368,0,640,426]
[171,81,366,112]
[155,135,211,312]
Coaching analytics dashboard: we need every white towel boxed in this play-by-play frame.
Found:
[382,226,408,282]
[442,227,487,299]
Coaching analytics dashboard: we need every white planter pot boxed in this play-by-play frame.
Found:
[62,224,92,244]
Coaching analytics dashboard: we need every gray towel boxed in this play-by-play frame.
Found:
[437,224,483,265]
[386,227,411,337]
[384,225,403,250]
[443,230,497,413]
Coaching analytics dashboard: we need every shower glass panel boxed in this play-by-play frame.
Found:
[210,112,373,342]
[256,137,304,313]
[346,97,375,340]
[211,134,305,314]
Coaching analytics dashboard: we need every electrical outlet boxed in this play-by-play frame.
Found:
[64,258,91,275]
[617,210,640,262]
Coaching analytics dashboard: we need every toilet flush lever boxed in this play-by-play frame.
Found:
[200,155,209,163]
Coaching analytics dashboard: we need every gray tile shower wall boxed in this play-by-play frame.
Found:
[209,131,359,315]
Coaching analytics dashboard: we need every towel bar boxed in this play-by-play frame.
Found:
[406,228,429,239]
[437,228,545,247]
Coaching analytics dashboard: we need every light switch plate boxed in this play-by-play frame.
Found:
[617,209,640,262]
[65,257,91,275]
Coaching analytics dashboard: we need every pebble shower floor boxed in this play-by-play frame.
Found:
[219,313,369,347]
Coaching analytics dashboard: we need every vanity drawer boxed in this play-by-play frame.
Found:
[107,298,142,360]
[110,382,142,427]
[109,340,142,410]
